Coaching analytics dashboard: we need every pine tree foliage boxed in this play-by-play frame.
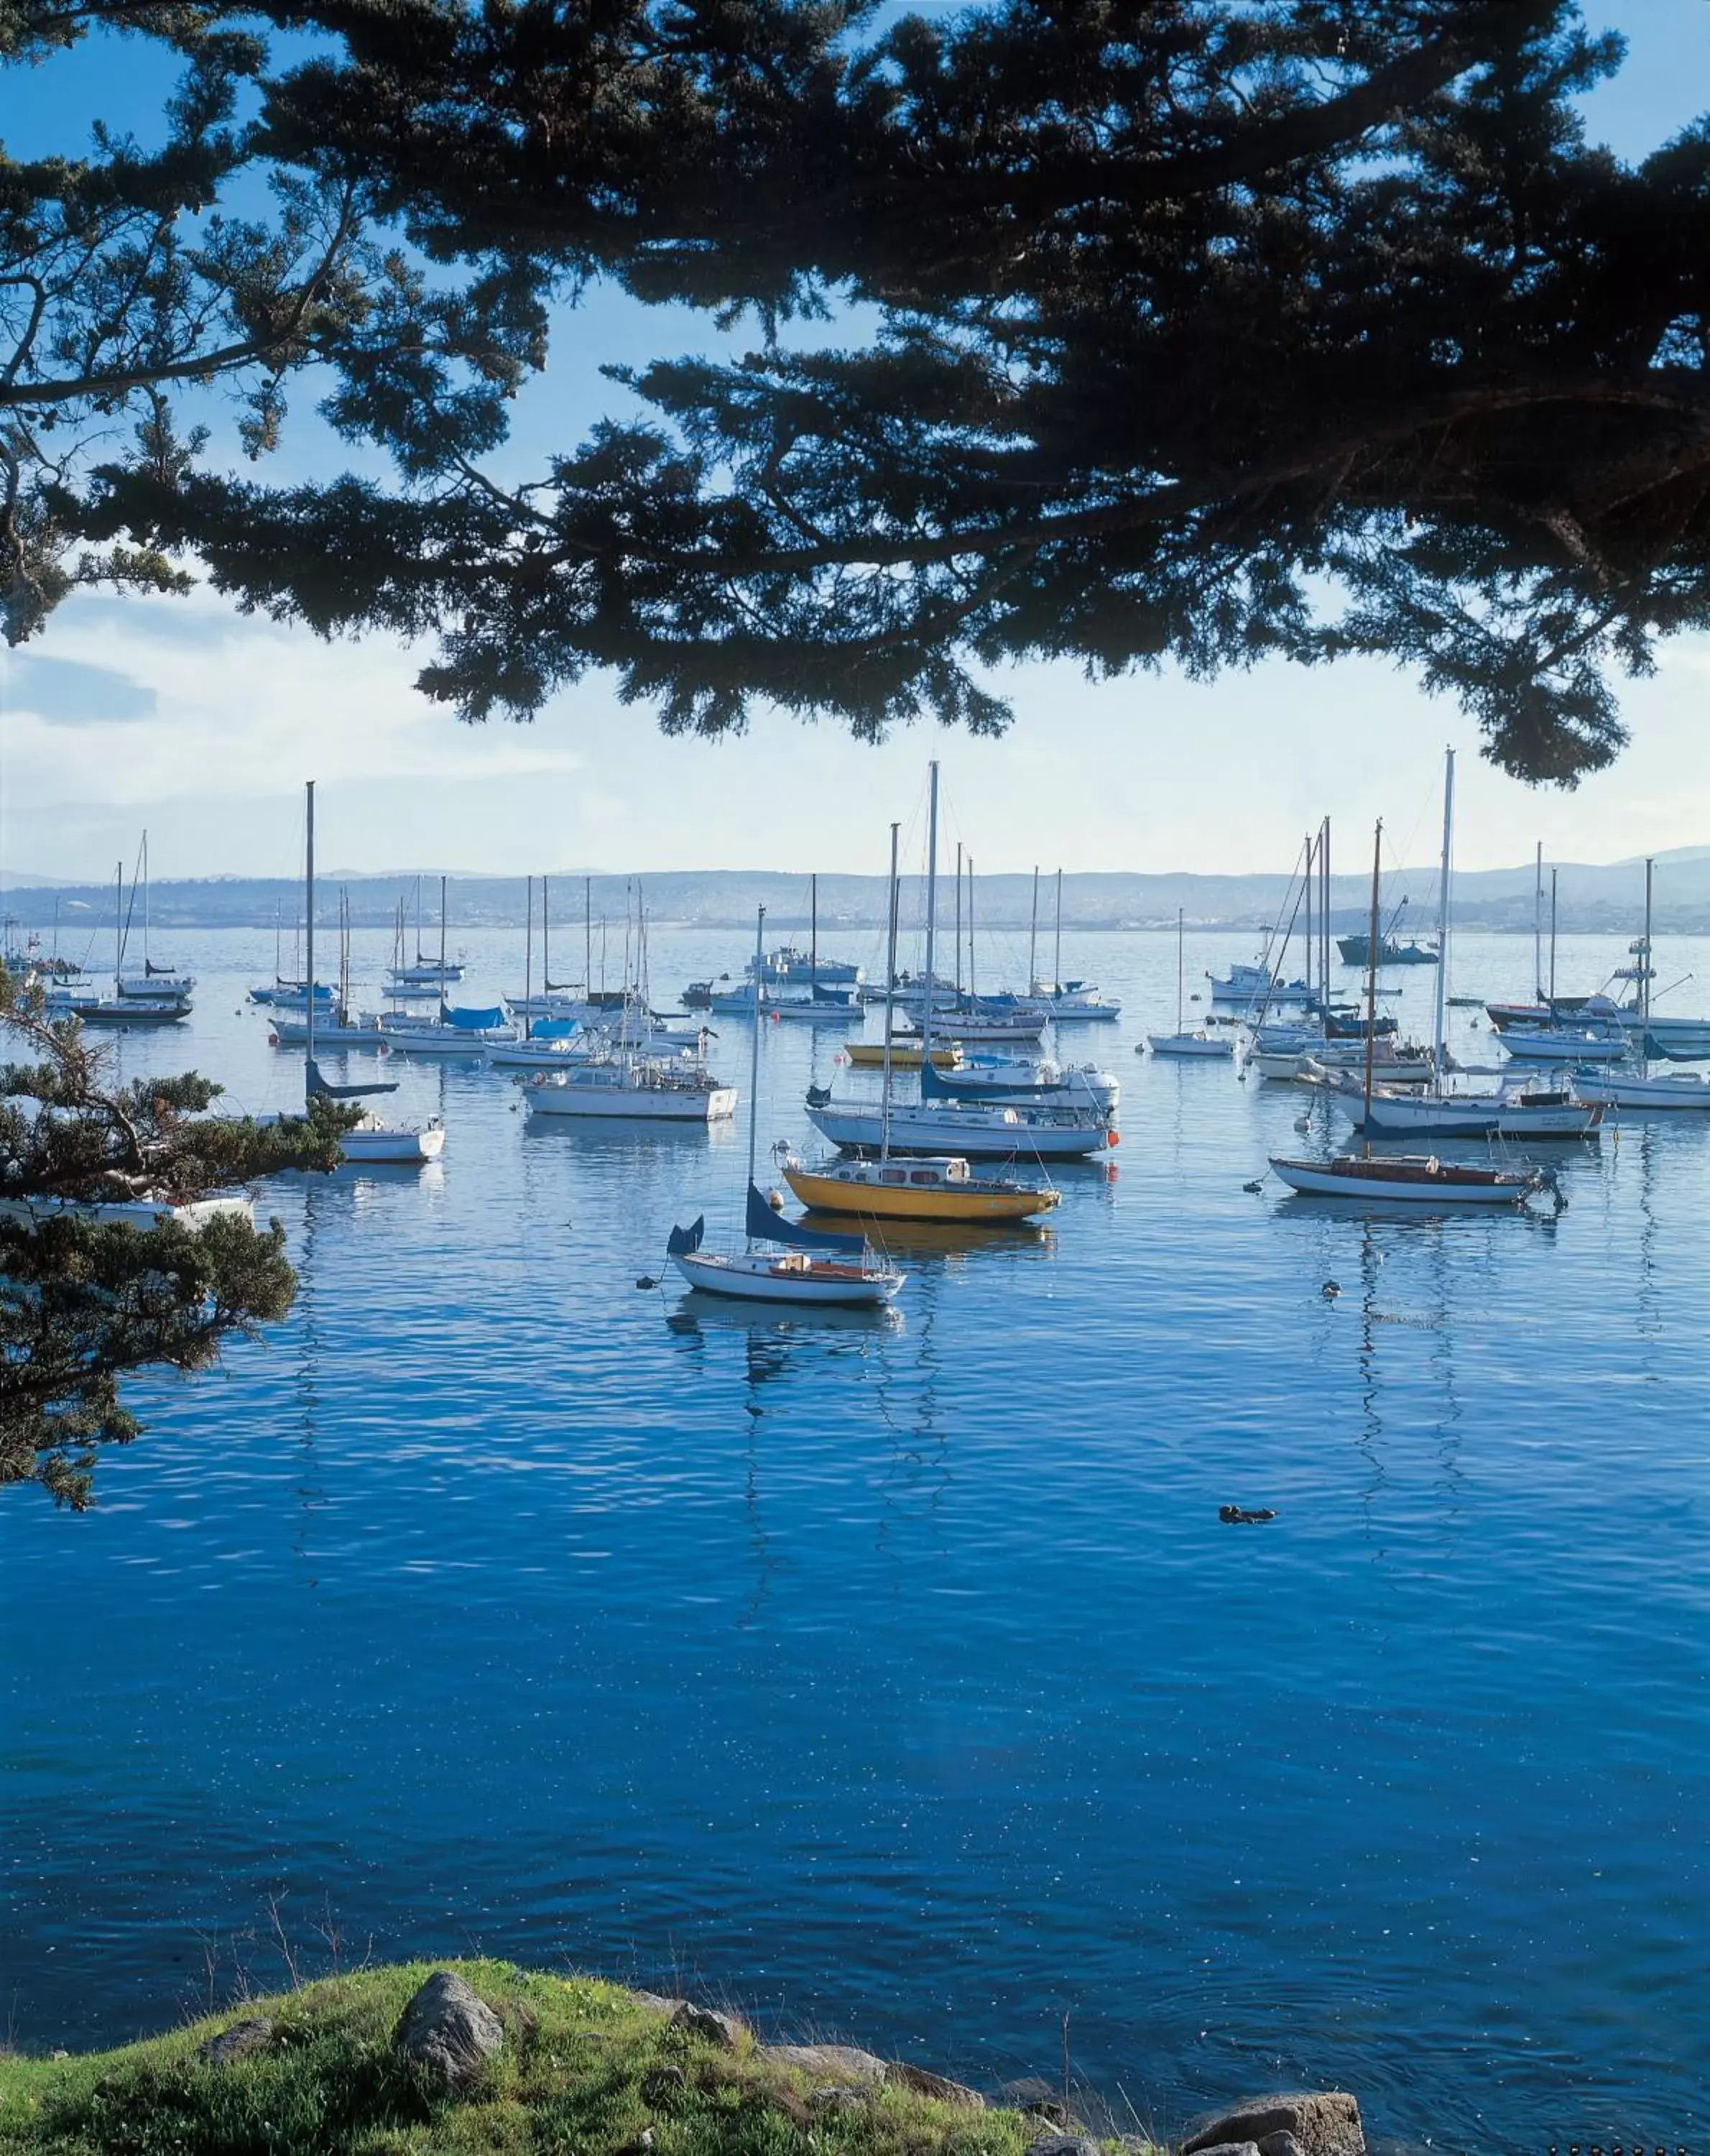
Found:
[0,969,352,1507]
[15,1,1710,780]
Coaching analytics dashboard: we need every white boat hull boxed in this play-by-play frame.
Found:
[527,1083,737,1122]
[1573,1070,1710,1110]
[0,1192,254,1230]
[807,1102,1113,1159]
[341,1120,446,1164]
[1339,1093,1602,1138]
[672,1249,901,1306]
[1268,1155,1538,1205]
[1147,1032,1233,1059]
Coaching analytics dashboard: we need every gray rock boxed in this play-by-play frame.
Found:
[669,2001,748,2053]
[395,1971,505,2093]
[886,2060,986,2109]
[634,1991,688,2017]
[1186,2145,1260,2156]
[767,2043,887,2082]
[1027,2135,1100,2156]
[808,2085,872,2110]
[1257,2137,1305,2156]
[196,2017,274,2067]
[1182,2094,1364,2156]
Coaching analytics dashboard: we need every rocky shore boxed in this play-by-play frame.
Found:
[0,1960,1370,2156]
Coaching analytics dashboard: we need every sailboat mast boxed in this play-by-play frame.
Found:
[141,829,149,973]
[1304,830,1313,1008]
[1321,817,1331,997]
[114,861,121,990]
[953,842,963,1000]
[1176,907,1184,1032]
[1432,749,1454,1087]
[1642,855,1655,1036]
[968,856,976,1002]
[879,823,900,1161]
[921,762,941,1059]
[745,904,766,1246]
[1053,867,1063,995]
[810,872,818,993]
[1029,865,1040,994]
[1362,820,1382,1150]
[524,875,533,1040]
[1549,868,1558,1004]
[1533,839,1543,1000]
[585,875,592,994]
[542,875,550,992]
[438,872,448,1019]
[305,782,316,1077]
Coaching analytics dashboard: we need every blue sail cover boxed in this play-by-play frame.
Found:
[667,1215,706,1256]
[306,1057,398,1100]
[746,1182,866,1253]
[445,1004,508,1031]
[920,1055,1052,1102]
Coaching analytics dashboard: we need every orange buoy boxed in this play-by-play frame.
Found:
[1106,1128,1121,1147]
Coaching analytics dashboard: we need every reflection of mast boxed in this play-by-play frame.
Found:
[293,1181,327,1585]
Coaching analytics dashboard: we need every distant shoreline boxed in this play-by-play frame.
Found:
[3,867,1699,939]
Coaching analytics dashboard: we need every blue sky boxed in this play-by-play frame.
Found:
[4,1,1709,883]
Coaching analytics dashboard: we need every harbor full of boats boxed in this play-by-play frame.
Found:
[14,760,1710,1251]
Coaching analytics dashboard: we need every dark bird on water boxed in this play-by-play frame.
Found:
[634,1275,660,1290]
[1220,1506,1277,1524]
[1321,1280,1341,1299]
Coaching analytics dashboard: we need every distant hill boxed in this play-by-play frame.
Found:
[3,855,1703,939]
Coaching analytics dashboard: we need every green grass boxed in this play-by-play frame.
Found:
[0,1963,1091,2156]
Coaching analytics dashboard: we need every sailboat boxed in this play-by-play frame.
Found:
[51,858,190,1027]
[284,783,445,1164]
[1268,817,1549,1207]
[1576,858,1710,1111]
[781,823,1060,1225]
[1020,866,1121,1020]
[805,767,1117,1161]
[770,875,862,1019]
[667,906,904,1304]
[382,876,467,992]
[1148,909,1233,1058]
[114,832,194,1004]
[1321,753,1601,1140]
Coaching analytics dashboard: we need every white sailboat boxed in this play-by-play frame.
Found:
[1326,752,1600,1141]
[1268,816,1549,1208]
[806,766,1116,1161]
[290,784,445,1165]
[1148,909,1234,1058]
[1576,859,1710,1111]
[667,906,903,1305]
[50,858,190,1027]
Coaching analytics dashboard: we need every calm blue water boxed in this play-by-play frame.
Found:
[4,924,1709,2150]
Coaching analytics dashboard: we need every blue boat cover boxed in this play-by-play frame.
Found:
[306,1056,398,1100]
[532,1018,581,1039]
[920,1055,1051,1102]
[747,1181,866,1253]
[667,1215,706,1256]
[445,1004,507,1031]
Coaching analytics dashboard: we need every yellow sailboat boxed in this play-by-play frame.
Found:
[780,1149,1060,1224]
[841,1038,958,1070]
[786,783,1059,1227]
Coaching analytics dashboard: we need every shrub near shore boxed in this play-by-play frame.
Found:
[0,1961,1076,2156]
